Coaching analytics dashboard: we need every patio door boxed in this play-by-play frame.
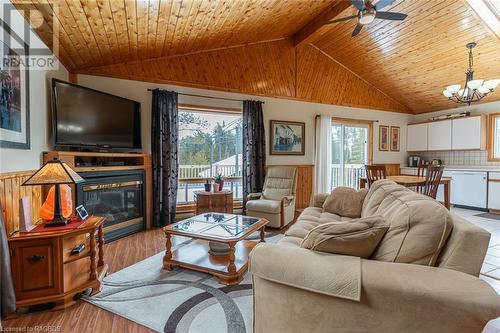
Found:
[331,119,372,189]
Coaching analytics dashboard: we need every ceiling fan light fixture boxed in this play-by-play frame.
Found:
[359,10,376,25]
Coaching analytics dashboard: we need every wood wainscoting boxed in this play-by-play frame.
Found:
[268,164,314,209]
[0,170,42,234]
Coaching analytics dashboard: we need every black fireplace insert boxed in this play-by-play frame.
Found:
[77,170,146,242]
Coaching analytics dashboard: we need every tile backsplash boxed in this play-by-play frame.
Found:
[416,151,500,166]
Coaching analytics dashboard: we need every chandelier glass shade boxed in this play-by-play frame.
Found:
[443,42,499,105]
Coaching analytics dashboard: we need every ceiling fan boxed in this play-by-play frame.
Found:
[327,0,408,37]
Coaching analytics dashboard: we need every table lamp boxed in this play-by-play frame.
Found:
[22,158,84,227]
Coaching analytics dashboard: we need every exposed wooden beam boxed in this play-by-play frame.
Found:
[292,0,352,47]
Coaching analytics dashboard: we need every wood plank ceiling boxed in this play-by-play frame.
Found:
[13,0,500,114]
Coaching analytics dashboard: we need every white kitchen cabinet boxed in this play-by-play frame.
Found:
[400,167,417,175]
[488,172,500,211]
[428,120,452,151]
[450,171,488,208]
[407,123,428,152]
[452,116,486,150]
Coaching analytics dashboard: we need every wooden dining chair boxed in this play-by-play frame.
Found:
[365,165,386,187]
[416,164,428,192]
[420,165,444,199]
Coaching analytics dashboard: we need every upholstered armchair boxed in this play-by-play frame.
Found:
[246,166,297,228]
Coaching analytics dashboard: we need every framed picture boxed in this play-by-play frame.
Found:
[379,125,389,151]
[390,126,400,151]
[270,120,305,155]
[0,19,30,149]
[75,205,89,220]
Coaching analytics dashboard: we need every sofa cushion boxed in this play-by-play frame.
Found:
[322,187,368,218]
[363,180,453,266]
[300,216,389,258]
[285,207,353,239]
[246,199,281,214]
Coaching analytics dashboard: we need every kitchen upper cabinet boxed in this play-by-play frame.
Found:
[452,116,486,150]
[428,120,452,151]
[407,123,428,152]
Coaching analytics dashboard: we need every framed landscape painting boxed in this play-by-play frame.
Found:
[379,125,389,151]
[390,126,400,151]
[270,120,305,155]
[0,20,30,149]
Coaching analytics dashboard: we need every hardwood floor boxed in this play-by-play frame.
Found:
[2,228,167,333]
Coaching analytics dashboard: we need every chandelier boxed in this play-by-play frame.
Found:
[442,42,499,105]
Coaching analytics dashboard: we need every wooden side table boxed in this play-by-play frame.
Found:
[194,190,233,214]
[7,216,107,310]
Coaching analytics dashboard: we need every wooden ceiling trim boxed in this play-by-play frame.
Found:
[292,0,351,47]
[78,39,409,113]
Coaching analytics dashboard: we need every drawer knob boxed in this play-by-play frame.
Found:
[26,255,45,262]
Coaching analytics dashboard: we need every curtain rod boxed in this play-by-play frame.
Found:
[146,89,264,104]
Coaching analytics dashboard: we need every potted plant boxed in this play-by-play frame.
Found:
[214,173,224,191]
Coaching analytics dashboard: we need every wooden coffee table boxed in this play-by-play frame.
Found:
[162,213,268,285]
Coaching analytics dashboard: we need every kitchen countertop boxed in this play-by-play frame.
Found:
[402,166,500,172]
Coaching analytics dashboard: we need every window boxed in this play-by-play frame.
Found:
[331,118,373,189]
[489,113,500,161]
[177,108,242,204]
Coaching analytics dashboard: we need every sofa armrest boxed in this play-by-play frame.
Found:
[247,192,262,201]
[311,193,329,207]
[250,243,361,300]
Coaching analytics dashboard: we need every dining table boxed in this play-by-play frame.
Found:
[359,175,452,210]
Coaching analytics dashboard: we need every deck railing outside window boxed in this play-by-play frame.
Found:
[331,164,365,190]
[177,165,242,204]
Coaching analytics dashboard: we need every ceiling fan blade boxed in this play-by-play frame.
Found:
[375,11,408,20]
[374,0,395,11]
[352,23,363,37]
[351,0,366,11]
[326,15,358,24]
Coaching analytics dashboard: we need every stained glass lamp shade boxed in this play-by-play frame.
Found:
[22,158,84,227]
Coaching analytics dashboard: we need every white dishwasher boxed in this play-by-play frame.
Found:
[451,171,488,209]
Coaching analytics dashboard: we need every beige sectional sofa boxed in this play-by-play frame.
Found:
[250,180,500,333]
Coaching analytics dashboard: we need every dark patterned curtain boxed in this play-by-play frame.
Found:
[151,89,179,227]
[242,100,266,208]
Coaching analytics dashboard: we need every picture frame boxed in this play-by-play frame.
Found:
[75,204,89,221]
[390,126,400,151]
[0,19,30,149]
[270,120,305,155]
[379,125,389,151]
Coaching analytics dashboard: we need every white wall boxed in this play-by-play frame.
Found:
[0,3,68,173]
[77,75,413,166]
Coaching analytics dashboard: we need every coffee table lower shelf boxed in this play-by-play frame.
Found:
[163,239,258,285]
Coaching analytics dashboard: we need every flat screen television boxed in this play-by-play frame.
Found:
[52,79,141,151]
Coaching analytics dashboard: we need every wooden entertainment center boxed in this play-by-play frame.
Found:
[43,151,153,229]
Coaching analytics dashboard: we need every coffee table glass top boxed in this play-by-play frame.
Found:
[171,213,261,239]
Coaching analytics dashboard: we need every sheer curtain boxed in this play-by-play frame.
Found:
[314,115,332,194]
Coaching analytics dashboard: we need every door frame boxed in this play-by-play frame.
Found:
[331,117,374,165]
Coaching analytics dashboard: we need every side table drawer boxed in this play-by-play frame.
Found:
[10,238,62,300]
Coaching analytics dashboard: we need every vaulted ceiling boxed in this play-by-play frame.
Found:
[13,0,500,114]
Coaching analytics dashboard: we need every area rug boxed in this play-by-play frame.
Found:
[84,233,283,333]
[475,212,500,221]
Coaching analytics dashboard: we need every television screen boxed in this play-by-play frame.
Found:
[52,79,141,150]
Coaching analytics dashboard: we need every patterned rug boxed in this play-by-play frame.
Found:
[84,233,282,333]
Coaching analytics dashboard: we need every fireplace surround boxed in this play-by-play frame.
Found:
[77,170,146,242]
